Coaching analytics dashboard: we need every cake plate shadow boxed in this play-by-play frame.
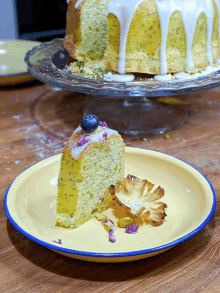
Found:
[25,39,220,135]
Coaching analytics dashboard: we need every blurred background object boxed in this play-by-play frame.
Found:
[0,0,18,39]
[0,0,67,41]
[0,39,41,86]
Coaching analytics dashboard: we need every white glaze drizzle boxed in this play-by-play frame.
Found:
[75,0,217,74]
[173,63,220,80]
[75,0,84,9]
[104,72,135,81]
[154,60,220,81]
[107,0,143,74]
[154,73,172,81]
[71,126,118,160]
[155,0,214,72]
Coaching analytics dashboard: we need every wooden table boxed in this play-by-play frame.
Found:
[0,81,220,293]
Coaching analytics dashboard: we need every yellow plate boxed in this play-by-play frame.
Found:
[4,148,216,263]
[0,40,41,86]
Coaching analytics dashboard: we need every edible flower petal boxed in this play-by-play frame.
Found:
[126,225,139,234]
[99,197,104,203]
[76,134,91,146]
[53,239,62,244]
[101,219,114,232]
[99,121,108,128]
[109,229,116,242]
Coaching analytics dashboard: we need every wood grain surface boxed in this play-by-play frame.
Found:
[0,81,219,293]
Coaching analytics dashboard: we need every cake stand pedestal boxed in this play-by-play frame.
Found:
[25,39,220,135]
[84,97,190,135]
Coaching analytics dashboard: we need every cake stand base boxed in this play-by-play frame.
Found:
[84,97,191,135]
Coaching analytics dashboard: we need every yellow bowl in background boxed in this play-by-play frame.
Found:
[0,40,41,86]
[4,148,216,263]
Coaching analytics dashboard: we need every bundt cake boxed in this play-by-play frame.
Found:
[64,0,220,77]
[55,115,125,228]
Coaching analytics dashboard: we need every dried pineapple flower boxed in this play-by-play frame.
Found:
[110,175,167,226]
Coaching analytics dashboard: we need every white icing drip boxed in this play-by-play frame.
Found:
[107,0,143,74]
[181,4,198,70]
[154,73,172,81]
[154,58,220,81]
[173,72,190,79]
[75,0,216,74]
[155,0,214,73]
[73,126,82,134]
[155,0,172,74]
[173,63,220,80]
[71,126,118,160]
[75,0,84,9]
[104,72,135,81]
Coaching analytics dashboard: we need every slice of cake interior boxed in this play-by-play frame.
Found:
[55,115,125,228]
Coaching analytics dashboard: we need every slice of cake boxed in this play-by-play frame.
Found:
[55,115,125,228]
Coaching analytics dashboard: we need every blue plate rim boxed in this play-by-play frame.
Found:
[4,149,216,258]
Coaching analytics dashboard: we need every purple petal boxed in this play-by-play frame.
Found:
[99,197,104,203]
[103,133,108,138]
[76,134,91,146]
[109,229,116,243]
[99,121,108,128]
[126,225,139,234]
[53,239,62,244]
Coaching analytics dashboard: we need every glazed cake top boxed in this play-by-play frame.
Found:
[66,122,119,160]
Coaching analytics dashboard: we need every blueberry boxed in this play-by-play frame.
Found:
[80,114,99,133]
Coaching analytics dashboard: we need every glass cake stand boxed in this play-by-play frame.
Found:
[25,38,220,135]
